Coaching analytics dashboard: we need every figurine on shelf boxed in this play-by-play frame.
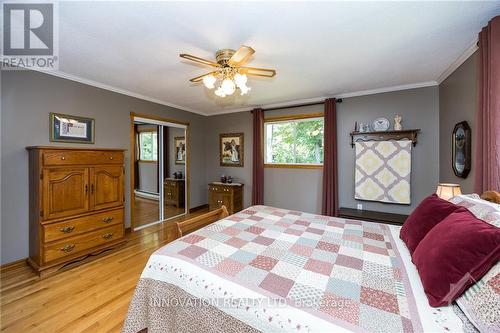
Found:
[394,115,402,131]
[227,176,233,184]
[220,174,227,183]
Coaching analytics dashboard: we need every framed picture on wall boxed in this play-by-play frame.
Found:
[50,113,95,143]
[451,121,471,178]
[220,133,244,167]
[174,136,186,165]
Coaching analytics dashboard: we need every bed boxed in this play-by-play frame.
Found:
[121,203,490,333]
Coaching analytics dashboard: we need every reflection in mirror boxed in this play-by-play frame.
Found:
[133,122,160,228]
[163,126,186,220]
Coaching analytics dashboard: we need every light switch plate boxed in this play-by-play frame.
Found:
[357,204,363,210]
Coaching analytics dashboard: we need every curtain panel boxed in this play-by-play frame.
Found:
[322,98,339,216]
[474,16,500,193]
[252,108,264,205]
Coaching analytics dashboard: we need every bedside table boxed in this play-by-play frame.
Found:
[208,182,243,215]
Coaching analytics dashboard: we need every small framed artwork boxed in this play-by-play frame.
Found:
[220,133,244,167]
[174,136,186,165]
[452,121,471,178]
[50,113,95,143]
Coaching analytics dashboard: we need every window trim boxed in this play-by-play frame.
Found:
[138,130,158,162]
[263,112,324,169]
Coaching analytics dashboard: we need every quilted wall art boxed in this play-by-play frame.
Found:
[355,140,412,204]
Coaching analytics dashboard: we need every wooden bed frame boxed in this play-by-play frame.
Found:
[176,205,229,237]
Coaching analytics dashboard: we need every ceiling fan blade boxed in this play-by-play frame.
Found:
[189,71,217,83]
[228,45,255,66]
[180,53,219,67]
[240,66,276,77]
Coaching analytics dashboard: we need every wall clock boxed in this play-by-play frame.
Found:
[452,121,471,178]
[372,118,390,132]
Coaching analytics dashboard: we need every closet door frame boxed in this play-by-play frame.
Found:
[129,112,190,231]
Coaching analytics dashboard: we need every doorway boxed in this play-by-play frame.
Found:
[130,113,189,230]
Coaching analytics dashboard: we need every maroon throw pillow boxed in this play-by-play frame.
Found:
[412,210,500,307]
[400,194,461,254]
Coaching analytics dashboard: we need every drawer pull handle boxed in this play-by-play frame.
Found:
[109,156,114,160]
[60,226,75,233]
[61,244,75,253]
[103,217,114,223]
[102,233,113,240]
[61,156,66,160]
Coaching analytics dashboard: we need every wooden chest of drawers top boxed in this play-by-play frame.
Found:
[208,182,244,193]
[27,146,126,166]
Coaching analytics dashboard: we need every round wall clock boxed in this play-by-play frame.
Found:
[372,118,390,132]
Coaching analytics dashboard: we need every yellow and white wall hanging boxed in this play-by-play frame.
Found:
[354,140,412,204]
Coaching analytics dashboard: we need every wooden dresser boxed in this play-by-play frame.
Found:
[26,146,126,276]
[208,182,243,215]
[164,178,185,208]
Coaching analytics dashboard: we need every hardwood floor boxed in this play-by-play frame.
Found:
[133,195,159,228]
[0,209,207,333]
[134,195,187,228]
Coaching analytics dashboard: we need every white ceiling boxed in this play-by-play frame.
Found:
[53,1,500,115]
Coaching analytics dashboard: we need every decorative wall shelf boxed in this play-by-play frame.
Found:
[350,129,421,148]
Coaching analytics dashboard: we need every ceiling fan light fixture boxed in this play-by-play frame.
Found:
[239,84,251,96]
[221,78,236,95]
[180,45,276,99]
[214,87,226,98]
[234,73,247,87]
[202,74,216,89]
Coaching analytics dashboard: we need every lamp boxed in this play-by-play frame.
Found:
[436,183,462,200]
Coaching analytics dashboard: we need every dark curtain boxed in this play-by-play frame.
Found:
[321,98,339,216]
[134,124,140,190]
[252,108,264,205]
[474,15,500,193]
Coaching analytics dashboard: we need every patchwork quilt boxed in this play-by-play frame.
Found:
[123,206,465,333]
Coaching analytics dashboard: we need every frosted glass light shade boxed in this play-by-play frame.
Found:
[202,75,216,89]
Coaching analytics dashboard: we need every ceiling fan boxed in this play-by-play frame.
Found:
[180,45,276,98]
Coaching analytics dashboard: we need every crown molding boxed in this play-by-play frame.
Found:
[31,69,438,117]
[31,69,209,116]
[436,39,478,84]
[207,81,439,116]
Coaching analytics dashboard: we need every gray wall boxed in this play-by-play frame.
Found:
[338,87,440,214]
[1,70,207,264]
[168,127,186,177]
[206,87,440,215]
[205,112,254,208]
[439,52,477,193]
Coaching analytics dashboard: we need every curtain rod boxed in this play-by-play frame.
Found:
[259,99,343,112]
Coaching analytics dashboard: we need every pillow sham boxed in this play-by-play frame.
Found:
[449,194,500,227]
[456,262,500,333]
[400,194,462,254]
[412,210,500,307]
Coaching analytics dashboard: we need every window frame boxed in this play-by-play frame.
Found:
[263,113,324,169]
[138,130,158,162]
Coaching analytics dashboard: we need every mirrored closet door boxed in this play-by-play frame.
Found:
[132,115,188,231]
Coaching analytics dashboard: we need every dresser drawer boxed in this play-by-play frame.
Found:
[43,224,124,263]
[43,150,124,166]
[43,208,123,243]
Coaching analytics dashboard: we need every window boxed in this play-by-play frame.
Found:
[264,115,324,167]
[139,131,158,161]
